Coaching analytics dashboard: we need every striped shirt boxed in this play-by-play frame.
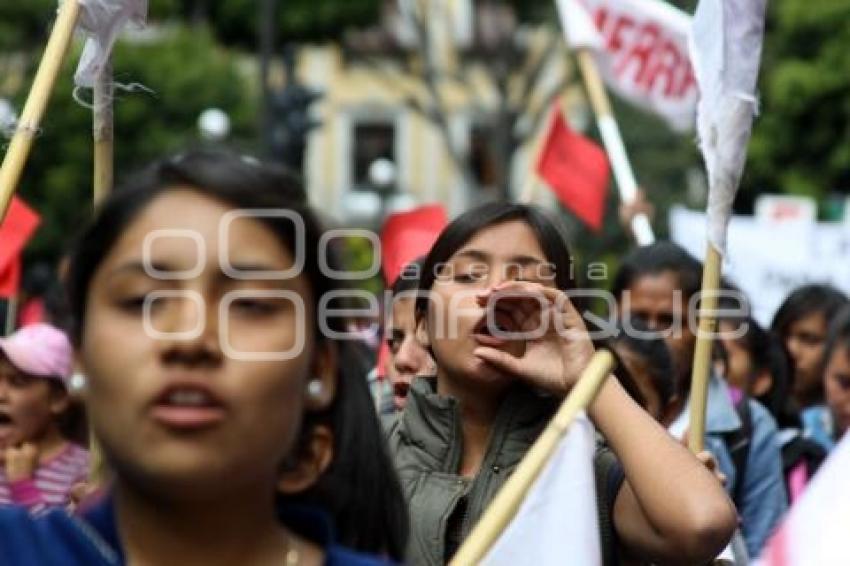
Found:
[0,443,89,514]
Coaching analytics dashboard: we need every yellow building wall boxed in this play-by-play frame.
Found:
[299,27,585,223]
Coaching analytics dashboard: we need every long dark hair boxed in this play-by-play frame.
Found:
[720,311,797,428]
[771,284,849,342]
[611,241,703,302]
[65,149,407,559]
[821,305,850,384]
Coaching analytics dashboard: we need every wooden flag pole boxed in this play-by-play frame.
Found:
[88,60,114,485]
[574,49,654,246]
[0,0,81,221]
[687,244,722,453]
[449,350,616,566]
[93,58,114,205]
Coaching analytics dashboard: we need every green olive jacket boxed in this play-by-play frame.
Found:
[386,377,622,565]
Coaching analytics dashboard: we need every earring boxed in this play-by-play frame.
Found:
[307,379,324,400]
[69,372,87,393]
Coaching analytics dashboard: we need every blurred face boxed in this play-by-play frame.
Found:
[386,297,434,410]
[718,320,753,392]
[79,189,331,499]
[620,271,694,392]
[421,220,554,391]
[786,313,828,404]
[824,343,850,441]
[0,357,63,455]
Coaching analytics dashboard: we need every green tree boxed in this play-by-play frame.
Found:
[11,26,258,262]
[0,1,60,51]
[207,0,382,47]
[743,0,850,207]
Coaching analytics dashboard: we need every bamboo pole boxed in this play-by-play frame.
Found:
[88,60,113,484]
[0,0,81,221]
[687,244,722,453]
[574,49,654,246]
[93,59,114,205]
[449,350,616,566]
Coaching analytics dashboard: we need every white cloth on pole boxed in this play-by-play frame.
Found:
[689,0,767,254]
[73,0,148,88]
[482,413,601,566]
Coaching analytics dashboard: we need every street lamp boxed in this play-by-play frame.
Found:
[197,107,231,142]
[368,157,397,191]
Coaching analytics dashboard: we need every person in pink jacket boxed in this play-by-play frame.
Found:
[0,323,89,513]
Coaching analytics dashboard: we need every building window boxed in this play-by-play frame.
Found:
[352,121,395,188]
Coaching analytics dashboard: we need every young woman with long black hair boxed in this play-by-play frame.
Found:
[388,203,737,565]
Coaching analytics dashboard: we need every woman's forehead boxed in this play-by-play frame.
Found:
[103,189,296,270]
[451,220,547,263]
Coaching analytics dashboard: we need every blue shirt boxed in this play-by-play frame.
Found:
[801,404,836,453]
[671,375,788,559]
[0,494,393,566]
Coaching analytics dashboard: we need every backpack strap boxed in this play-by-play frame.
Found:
[780,435,827,502]
[594,445,625,566]
[726,396,753,506]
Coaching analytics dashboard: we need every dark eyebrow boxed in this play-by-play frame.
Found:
[106,261,292,284]
[452,250,545,267]
[225,262,287,275]
[506,255,545,267]
[453,250,490,262]
[106,261,171,279]
[222,262,297,287]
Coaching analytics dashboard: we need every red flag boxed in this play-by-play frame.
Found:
[380,205,448,286]
[0,258,21,298]
[0,196,42,297]
[536,109,610,231]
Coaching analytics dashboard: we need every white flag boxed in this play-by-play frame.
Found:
[482,413,601,566]
[757,433,850,565]
[74,0,149,88]
[556,0,696,132]
[689,0,767,254]
[556,0,604,51]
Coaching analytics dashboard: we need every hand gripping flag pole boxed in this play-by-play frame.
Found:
[449,350,616,566]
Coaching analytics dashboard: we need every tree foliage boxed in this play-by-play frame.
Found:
[743,0,850,206]
[9,26,257,261]
[0,1,59,52]
[206,0,382,47]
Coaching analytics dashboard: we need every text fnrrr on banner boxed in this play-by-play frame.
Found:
[577,0,696,132]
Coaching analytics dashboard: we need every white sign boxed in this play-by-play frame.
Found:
[669,206,850,326]
[575,0,697,132]
[755,194,817,226]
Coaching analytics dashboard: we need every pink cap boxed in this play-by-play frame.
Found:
[0,323,73,387]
